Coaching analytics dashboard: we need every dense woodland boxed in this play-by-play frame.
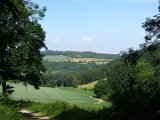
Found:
[43,60,99,72]
[41,60,109,87]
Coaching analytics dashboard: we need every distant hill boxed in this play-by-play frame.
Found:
[42,50,120,59]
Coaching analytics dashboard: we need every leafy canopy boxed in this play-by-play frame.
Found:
[108,3,160,114]
[0,0,47,94]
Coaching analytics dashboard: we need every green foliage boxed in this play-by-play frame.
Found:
[52,72,74,87]
[41,51,117,88]
[42,50,120,59]
[104,4,160,120]
[43,60,99,72]
[0,105,32,120]
[136,60,154,79]
[40,71,56,87]
[42,60,109,87]
[107,4,160,116]
[72,79,80,88]
[24,100,111,120]
[142,8,160,49]
[0,96,32,120]
[0,0,46,95]
[108,58,160,120]
[108,61,137,110]
[57,105,113,120]
[27,101,71,116]
[94,80,110,100]
[1,97,159,120]
[0,96,111,120]
[78,67,107,84]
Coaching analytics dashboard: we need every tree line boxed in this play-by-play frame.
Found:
[93,4,160,120]
[40,64,109,88]
[42,50,120,59]
[43,60,99,72]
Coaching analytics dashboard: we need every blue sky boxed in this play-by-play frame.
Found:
[35,0,158,54]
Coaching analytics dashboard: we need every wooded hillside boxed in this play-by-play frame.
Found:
[42,50,120,59]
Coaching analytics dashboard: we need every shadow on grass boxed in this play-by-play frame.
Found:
[57,106,160,120]
[1,97,160,120]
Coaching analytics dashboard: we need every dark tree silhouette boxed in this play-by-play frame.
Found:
[108,2,160,119]
[0,0,47,95]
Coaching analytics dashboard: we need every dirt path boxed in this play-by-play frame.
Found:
[89,96,105,104]
[21,110,60,120]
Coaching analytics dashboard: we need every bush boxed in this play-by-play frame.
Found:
[0,105,32,120]
[94,80,111,100]
[27,101,71,116]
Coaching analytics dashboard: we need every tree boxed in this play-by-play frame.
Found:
[108,2,160,118]
[0,0,19,17]
[40,72,56,87]
[72,79,80,88]
[94,79,110,100]
[0,0,47,95]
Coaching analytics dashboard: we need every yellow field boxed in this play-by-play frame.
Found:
[79,81,98,90]
[70,58,109,63]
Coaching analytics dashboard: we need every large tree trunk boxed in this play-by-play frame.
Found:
[2,80,7,96]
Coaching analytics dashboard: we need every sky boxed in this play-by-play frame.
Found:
[34,0,158,54]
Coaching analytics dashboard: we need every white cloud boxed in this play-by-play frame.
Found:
[82,36,93,42]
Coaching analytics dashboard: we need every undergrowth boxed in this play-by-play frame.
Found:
[0,96,32,120]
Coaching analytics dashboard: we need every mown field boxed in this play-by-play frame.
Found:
[79,81,98,90]
[0,83,109,110]
[43,55,70,62]
[43,55,111,64]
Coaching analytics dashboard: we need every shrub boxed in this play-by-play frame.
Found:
[94,80,111,100]
[0,105,32,120]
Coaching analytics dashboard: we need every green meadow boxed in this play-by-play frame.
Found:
[43,55,70,62]
[0,83,110,110]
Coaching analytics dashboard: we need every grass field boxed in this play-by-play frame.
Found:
[79,81,98,90]
[43,55,70,62]
[43,55,111,64]
[70,57,108,63]
[0,83,110,110]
